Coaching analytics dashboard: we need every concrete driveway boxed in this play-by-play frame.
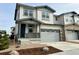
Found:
[32,42,79,51]
[20,41,79,55]
[40,42,79,51]
[53,49,79,55]
[38,41,79,54]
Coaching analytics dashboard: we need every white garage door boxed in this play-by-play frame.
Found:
[41,29,60,42]
[66,31,78,40]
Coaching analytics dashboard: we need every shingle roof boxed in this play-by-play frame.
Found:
[35,5,56,12]
[58,11,77,16]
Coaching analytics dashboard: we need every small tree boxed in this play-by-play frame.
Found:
[0,32,9,50]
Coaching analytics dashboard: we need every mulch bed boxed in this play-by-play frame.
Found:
[0,46,63,55]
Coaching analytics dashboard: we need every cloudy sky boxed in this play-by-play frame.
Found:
[0,3,79,34]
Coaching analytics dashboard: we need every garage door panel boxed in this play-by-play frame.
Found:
[66,31,78,40]
[41,29,60,42]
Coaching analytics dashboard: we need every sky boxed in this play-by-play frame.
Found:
[0,3,79,34]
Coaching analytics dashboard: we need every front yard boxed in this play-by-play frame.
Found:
[0,41,62,55]
[1,40,79,55]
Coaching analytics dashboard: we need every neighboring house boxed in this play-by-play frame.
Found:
[58,12,79,41]
[14,3,79,42]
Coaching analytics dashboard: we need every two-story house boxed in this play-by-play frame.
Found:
[14,3,63,42]
[14,3,79,42]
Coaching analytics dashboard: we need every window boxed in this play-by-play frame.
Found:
[70,20,73,22]
[42,10,49,20]
[24,10,28,16]
[29,28,33,33]
[29,10,33,17]
[56,17,58,21]
[24,9,33,17]
[66,19,68,22]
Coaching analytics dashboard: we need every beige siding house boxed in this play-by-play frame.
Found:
[14,3,79,42]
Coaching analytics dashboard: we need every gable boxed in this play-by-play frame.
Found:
[35,6,56,13]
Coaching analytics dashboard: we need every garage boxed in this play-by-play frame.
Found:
[40,29,60,42]
[66,31,78,41]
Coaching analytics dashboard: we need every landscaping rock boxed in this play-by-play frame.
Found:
[9,50,19,55]
[43,46,49,52]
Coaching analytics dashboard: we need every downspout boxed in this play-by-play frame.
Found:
[63,15,66,41]
[36,8,38,33]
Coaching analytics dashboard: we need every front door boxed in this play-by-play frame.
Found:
[20,24,26,38]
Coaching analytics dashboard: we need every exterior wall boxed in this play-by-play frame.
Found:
[16,8,20,20]
[37,25,40,33]
[15,23,18,35]
[55,15,64,25]
[53,15,58,24]
[65,25,79,30]
[64,13,74,25]
[25,24,28,33]
[15,23,21,38]
[36,8,54,24]
[40,24,62,30]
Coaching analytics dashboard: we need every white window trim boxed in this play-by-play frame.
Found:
[42,10,49,20]
[24,9,33,17]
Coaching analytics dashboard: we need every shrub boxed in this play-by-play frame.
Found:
[0,33,9,50]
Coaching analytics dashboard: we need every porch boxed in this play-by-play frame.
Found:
[15,18,41,38]
[25,33,40,38]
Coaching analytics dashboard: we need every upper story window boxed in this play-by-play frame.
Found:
[70,20,73,22]
[56,17,58,21]
[66,19,68,22]
[24,9,33,17]
[42,10,49,20]
[66,18,73,22]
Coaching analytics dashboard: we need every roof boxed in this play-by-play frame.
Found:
[16,3,34,9]
[16,18,63,26]
[16,18,42,24]
[35,5,56,12]
[14,3,56,20]
[58,11,78,16]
